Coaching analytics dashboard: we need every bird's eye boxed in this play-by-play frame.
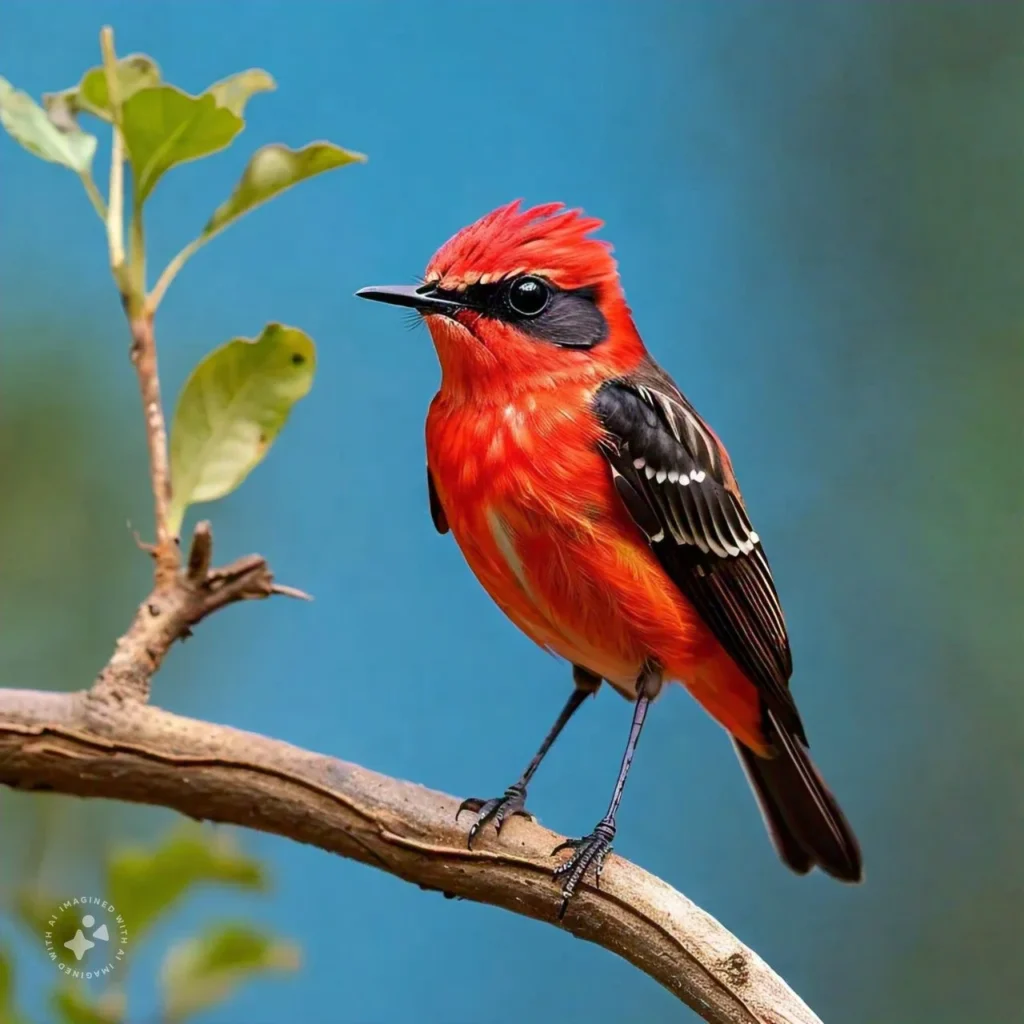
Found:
[507,276,550,318]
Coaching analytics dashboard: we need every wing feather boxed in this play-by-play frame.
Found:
[593,362,801,737]
[427,466,449,534]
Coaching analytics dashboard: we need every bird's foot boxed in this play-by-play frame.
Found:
[457,782,532,848]
[551,818,616,918]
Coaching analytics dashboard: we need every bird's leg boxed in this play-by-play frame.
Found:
[458,665,600,848]
[552,660,662,918]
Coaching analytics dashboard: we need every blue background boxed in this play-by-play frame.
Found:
[1,2,1021,1022]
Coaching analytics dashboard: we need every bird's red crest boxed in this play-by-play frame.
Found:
[425,201,617,293]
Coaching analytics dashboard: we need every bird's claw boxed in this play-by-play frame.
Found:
[551,819,616,918]
[457,783,531,848]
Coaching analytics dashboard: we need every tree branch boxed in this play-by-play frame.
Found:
[0,686,821,1024]
[0,505,818,1022]
[0,519,820,1021]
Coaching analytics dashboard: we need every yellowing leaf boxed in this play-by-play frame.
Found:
[203,141,364,241]
[44,54,161,123]
[168,324,315,534]
[107,825,266,942]
[0,76,96,173]
[161,923,299,1023]
[206,68,276,116]
[121,85,243,203]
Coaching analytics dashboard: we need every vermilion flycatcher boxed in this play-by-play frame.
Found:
[358,201,862,912]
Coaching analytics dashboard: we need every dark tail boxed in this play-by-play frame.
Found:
[735,711,863,882]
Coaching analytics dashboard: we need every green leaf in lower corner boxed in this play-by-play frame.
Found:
[51,985,125,1024]
[107,826,266,943]
[0,944,28,1024]
[0,946,10,1007]
[203,141,364,241]
[121,85,243,203]
[0,76,97,173]
[161,923,300,1023]
[44,54,161,123]
[167,323,316,534]
[206,69,276,116]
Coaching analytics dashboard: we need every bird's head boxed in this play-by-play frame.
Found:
[357,201,646,401]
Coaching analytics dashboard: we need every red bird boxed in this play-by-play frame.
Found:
[358,201,862,911]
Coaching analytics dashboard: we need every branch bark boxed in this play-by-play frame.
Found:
[0,686,821,1024]
[127,311,177,584]
[92,522,306,705]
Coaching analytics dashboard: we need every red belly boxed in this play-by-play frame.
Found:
[426,388,768,753]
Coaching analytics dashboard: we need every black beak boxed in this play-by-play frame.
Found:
[355,284,465,316]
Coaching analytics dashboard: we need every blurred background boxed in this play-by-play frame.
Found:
[1,2,1021,1022]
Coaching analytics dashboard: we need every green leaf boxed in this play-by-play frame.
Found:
[44,54,161,123]
[107,826,265,943]
[206,69,276,116]
[167,324,316,534]
[51,986,125,1024]
[0,946,10,1008]
[16,892,117,978]
[120,85,243,203]
[147,140,363,311]
[0,945,28,1024]
[161,923,299,1023]
[0,76,96,173]
[204,141,364,240]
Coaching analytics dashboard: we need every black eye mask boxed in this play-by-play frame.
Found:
[432,276,608,349]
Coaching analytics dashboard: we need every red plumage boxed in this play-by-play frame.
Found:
[359,201,862,902]
[425,203,765,745]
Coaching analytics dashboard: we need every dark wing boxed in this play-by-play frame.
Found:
[594,361,801,738]
[427,466,449,534]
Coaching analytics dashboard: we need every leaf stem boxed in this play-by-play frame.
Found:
[129,198,147,302]
[107,128,126,271]
[147,237,201,315]
[100,27,126,277]
[79,171,108,221]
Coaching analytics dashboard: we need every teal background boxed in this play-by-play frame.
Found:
[1,2,1021,1022]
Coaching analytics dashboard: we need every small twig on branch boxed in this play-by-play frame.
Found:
[186,520,213,583]
[127,312,177,584]
[101,24,176,585]
[268,583,313,601]
[90,520,305,705]
[0,687,822,1024]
